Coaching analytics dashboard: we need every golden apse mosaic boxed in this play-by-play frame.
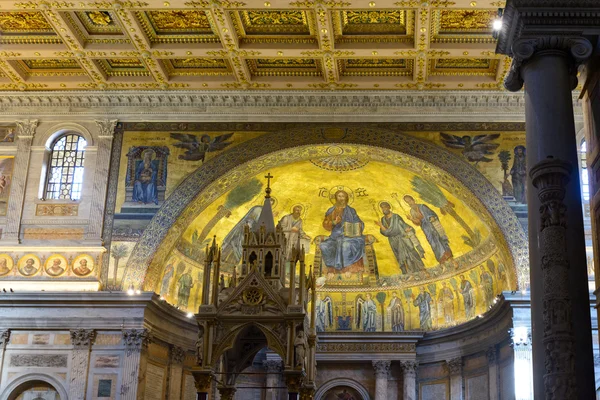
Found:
[0,0,509,91]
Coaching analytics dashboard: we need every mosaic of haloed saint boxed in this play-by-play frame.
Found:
[166,159,512,331]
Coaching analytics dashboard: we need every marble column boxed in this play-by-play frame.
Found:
[446,358,462,400]
[264,359,283,400]
[0,330,10,383]
[68,329,96,400]
[120,329,151,400]
[372,360,391,400]
[503,36,596,399]
[486,347,499,400]
[400,360,417,400]
[168,346,185,400]
[3,119,37,243]
[85,119,117,242]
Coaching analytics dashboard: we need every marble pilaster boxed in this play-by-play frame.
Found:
[401,360,417,400]
[512,327,533,400]
[486,347,499,400]
[120,328,151,400]
[0,330,10,384]
[169,346,185,400]
[264,359,283,400]
[446,357,462,400]
[85,119,117,242]
[372,360,391,400]
[3,120,37,242]
[68,329,96,400]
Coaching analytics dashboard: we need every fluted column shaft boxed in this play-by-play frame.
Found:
[505,36,596,399]
[372,360,390,400]
[169,346,185,400]
[0,330,10,385]
[446,358,462,400]
[68,329,96,399]
[401,361,417,400]
[4,120,37,242]
[486,348,499,400]
[120,329,150,400]
[85,119,117,241]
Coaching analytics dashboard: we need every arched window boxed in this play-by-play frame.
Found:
[580,139,589,202]
[44,134,87,200]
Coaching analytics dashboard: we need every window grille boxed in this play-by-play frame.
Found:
[44,134,87,200]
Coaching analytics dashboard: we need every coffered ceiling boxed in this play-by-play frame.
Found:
[0,0,508,91]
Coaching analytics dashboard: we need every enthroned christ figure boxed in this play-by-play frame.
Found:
[319,190,365,279]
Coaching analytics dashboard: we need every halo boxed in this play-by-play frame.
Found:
[328,186,354,205]
[290,203,307,219]
[141,148,156,160]
[378,200,392,210]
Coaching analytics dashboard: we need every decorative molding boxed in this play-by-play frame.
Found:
[35,204,79,217]
[486,346,497,364]
[317,342,416,353]
[22,219,89,225]
[23,228,84,240]
[314,378,371,400]
[70,329,96,347]
[372,360,391,378]
[0,91,582,118]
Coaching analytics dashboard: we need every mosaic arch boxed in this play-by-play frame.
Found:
[122,127,527,328]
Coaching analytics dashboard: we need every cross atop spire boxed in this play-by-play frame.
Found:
[264,172,273,198]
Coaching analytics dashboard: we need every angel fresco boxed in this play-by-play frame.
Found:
[440,133,500,165]
[170,132,234,162]
[316,294,333,333]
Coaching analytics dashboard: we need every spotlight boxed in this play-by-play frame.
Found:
[187,312,194,318]
[478,314,483,318]
[160,296,165,300]
[492,19,502,31]
[127,285,134,296]
[521,289,527,295]
[135,289,141,295]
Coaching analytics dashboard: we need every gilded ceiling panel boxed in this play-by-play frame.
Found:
[430,9,496,44]
[96,58,150,76]
[14,59,86,77]
[229,10,317,45]
[162,58,233,76]
[246,58,323,77]
[428,58,499,77]
[337,58,413,77]
[74,11,123,35]
[332,9,414,43]
[0,11,61,44]
[136,10,220,43]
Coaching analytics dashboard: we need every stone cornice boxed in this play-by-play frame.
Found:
[0,90,583,120]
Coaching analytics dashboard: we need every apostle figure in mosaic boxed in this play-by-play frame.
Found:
[438,282,455,324]
[221,205,263,266]
[387,292,405,332]
[177,271,194,308]
[320,190,365,279]
[160,262,174,298]
[132,149,159,205]
[479,266,495,309]
[459,275,475,319]
[510,145,527,204]
[278,205,311,261]
[315,294,332,333]
[403,195,453,263]
[375,202,426,274]
[412,287,432,330]
[362,293,378,332]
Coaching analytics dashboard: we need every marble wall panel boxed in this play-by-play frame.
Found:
[91,373,118,400]
[94,355,120,368]
[466,373,489,400]
[183,372,196,400]
[420,380,449,400]
[499,363,514,400]
[144,362,166,400]
[9,354,68,367]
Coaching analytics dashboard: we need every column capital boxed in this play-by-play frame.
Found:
[192,371,213,392]
[15,119,38,139]
[511,327,532,347]
[94,119,118,139]
[486,347,498,365]
[401,360,418,376]
[446,357,462,376]
[170,346,186,365]
[0,329,10,348]
[122,328,151,351]
[217,386,236,400]
[372,360,391,378]
[263,359,283,373]
[70,329,96,348]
